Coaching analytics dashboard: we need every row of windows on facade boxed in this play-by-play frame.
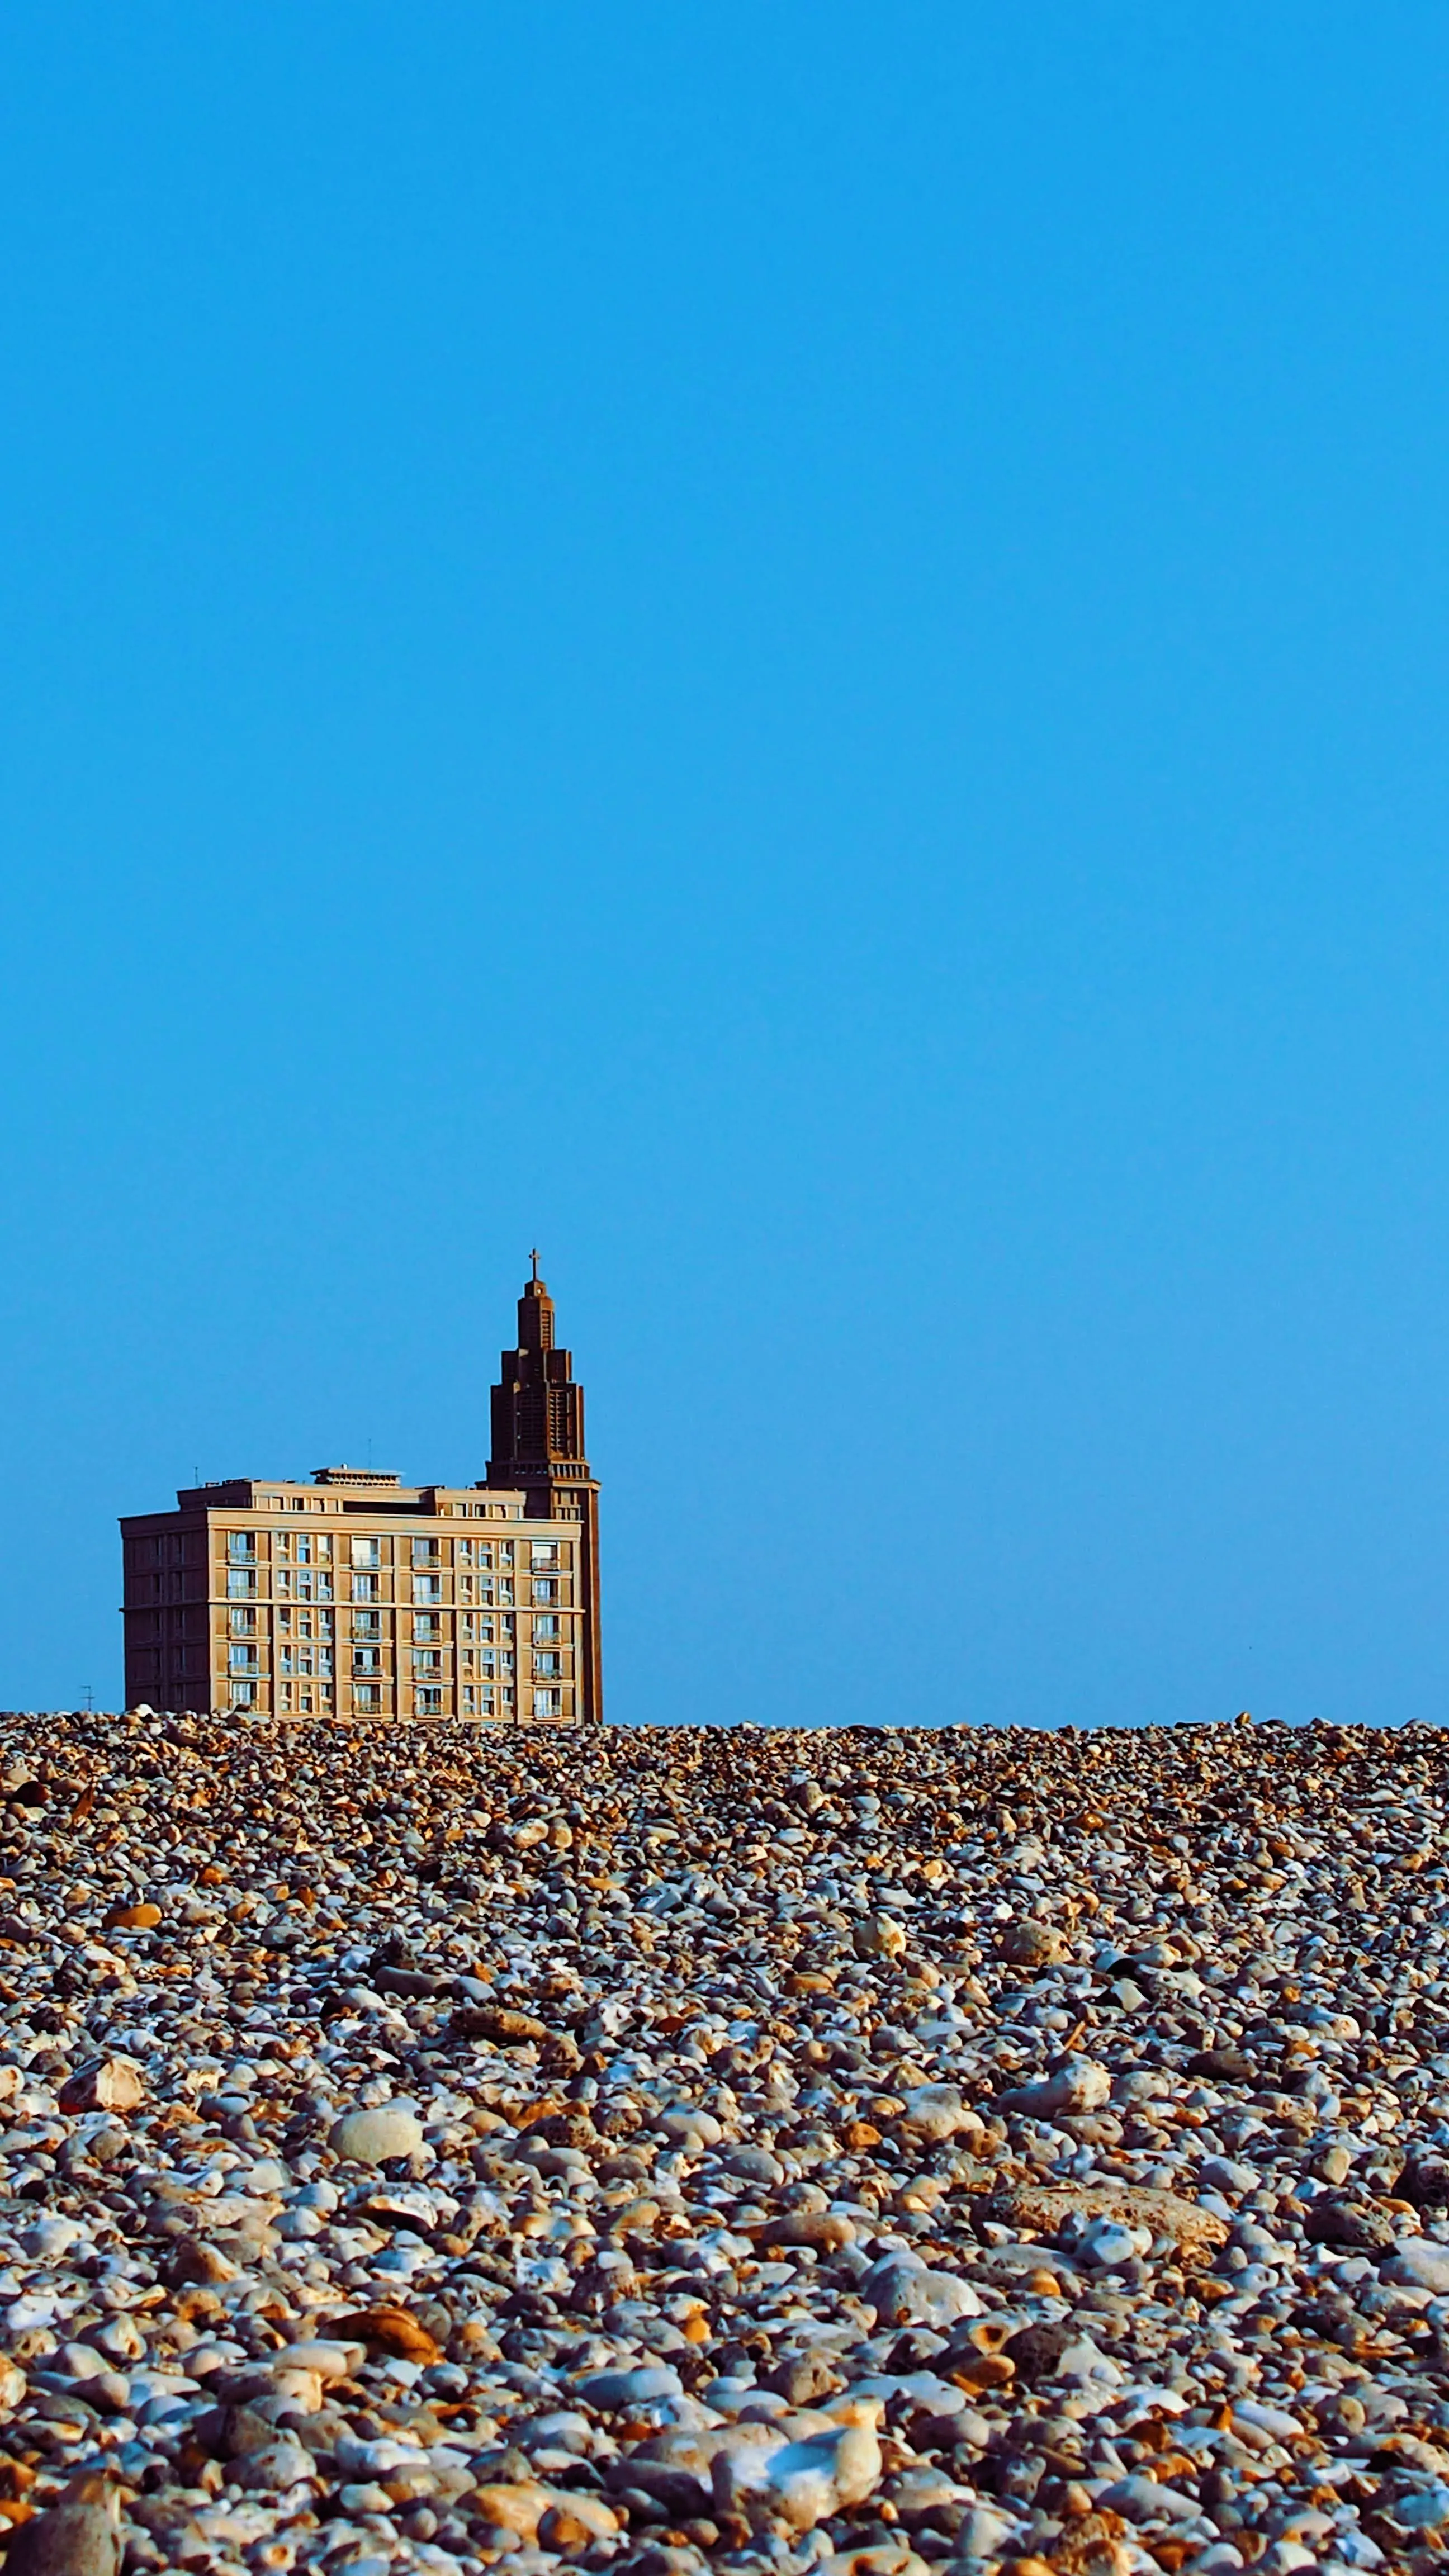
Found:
[225,1678,562,1717]
[223,1496,531,1521]
[225,1535,566,1569]
[224,1568,566,1606]
[224,1610,564,1642]
[226,1645,565,1678]
[281,1498,530,1514]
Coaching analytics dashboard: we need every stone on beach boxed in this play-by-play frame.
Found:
[329,2103,425,2164]
[55,2058,144,2116]
[712,2404,884,2528]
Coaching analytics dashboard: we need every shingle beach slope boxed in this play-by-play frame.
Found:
[0,1717,1446,2576]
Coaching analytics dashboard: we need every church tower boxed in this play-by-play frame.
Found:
[487,1258,603,1721]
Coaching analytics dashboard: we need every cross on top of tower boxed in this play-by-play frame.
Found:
[529,1248,542,1281]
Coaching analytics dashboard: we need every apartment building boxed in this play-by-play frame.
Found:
[119,1265,601,1722]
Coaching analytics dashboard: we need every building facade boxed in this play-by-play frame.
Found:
[119,1266,601,1721]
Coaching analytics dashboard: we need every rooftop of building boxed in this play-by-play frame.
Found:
[134,1476,583,1523]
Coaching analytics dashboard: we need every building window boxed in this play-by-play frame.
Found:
[354,1682,382,1712]
[462,1685,477,1713]
[353,1611,381,1641]
[413,1612,441,1642]
[457,1539,473,1566]
[226,1533,256,1564]
[499,1542,515,1569]
[412,1574,442,1606]
[226,1569,258,1601]
[480,1686,495,1713]
[352,1571,379,1602]
[352,1538,382,1571]
[532,1578,560,1604]
[411,1538,441,1568]
[533,1651,561,1679]
[415,1685,443,1715]
[530,1542,560,1571]
[229,1608,257,1638]
[353,1647,382,1675]
[230,1680,257,1708]
[533,1688,561,1718]
[228,1645,259,1675]
[411,1649,442,1678]
[532,1614,560,1642]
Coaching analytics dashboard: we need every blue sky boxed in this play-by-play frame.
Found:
[3,6,1449,1724]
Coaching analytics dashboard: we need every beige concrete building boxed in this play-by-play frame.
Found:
[120,1267,601,1721]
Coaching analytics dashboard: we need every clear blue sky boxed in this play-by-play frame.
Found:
[3,6,1449,1726]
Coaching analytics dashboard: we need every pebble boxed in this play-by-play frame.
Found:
[329,2103,425,2165]
[1384,2236,1449,2294]
[999,2053,1112,2116]
[858,2252,982,2327]
[1073,2215,1144,2269]
[0,1707,1447,2576]
[713,2407,883,2528]
[4,2478,121,2576]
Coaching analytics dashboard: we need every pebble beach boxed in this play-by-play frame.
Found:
[0,1713,1446,2576]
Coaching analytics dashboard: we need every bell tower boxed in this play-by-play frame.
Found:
[486,1257,602,1721]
